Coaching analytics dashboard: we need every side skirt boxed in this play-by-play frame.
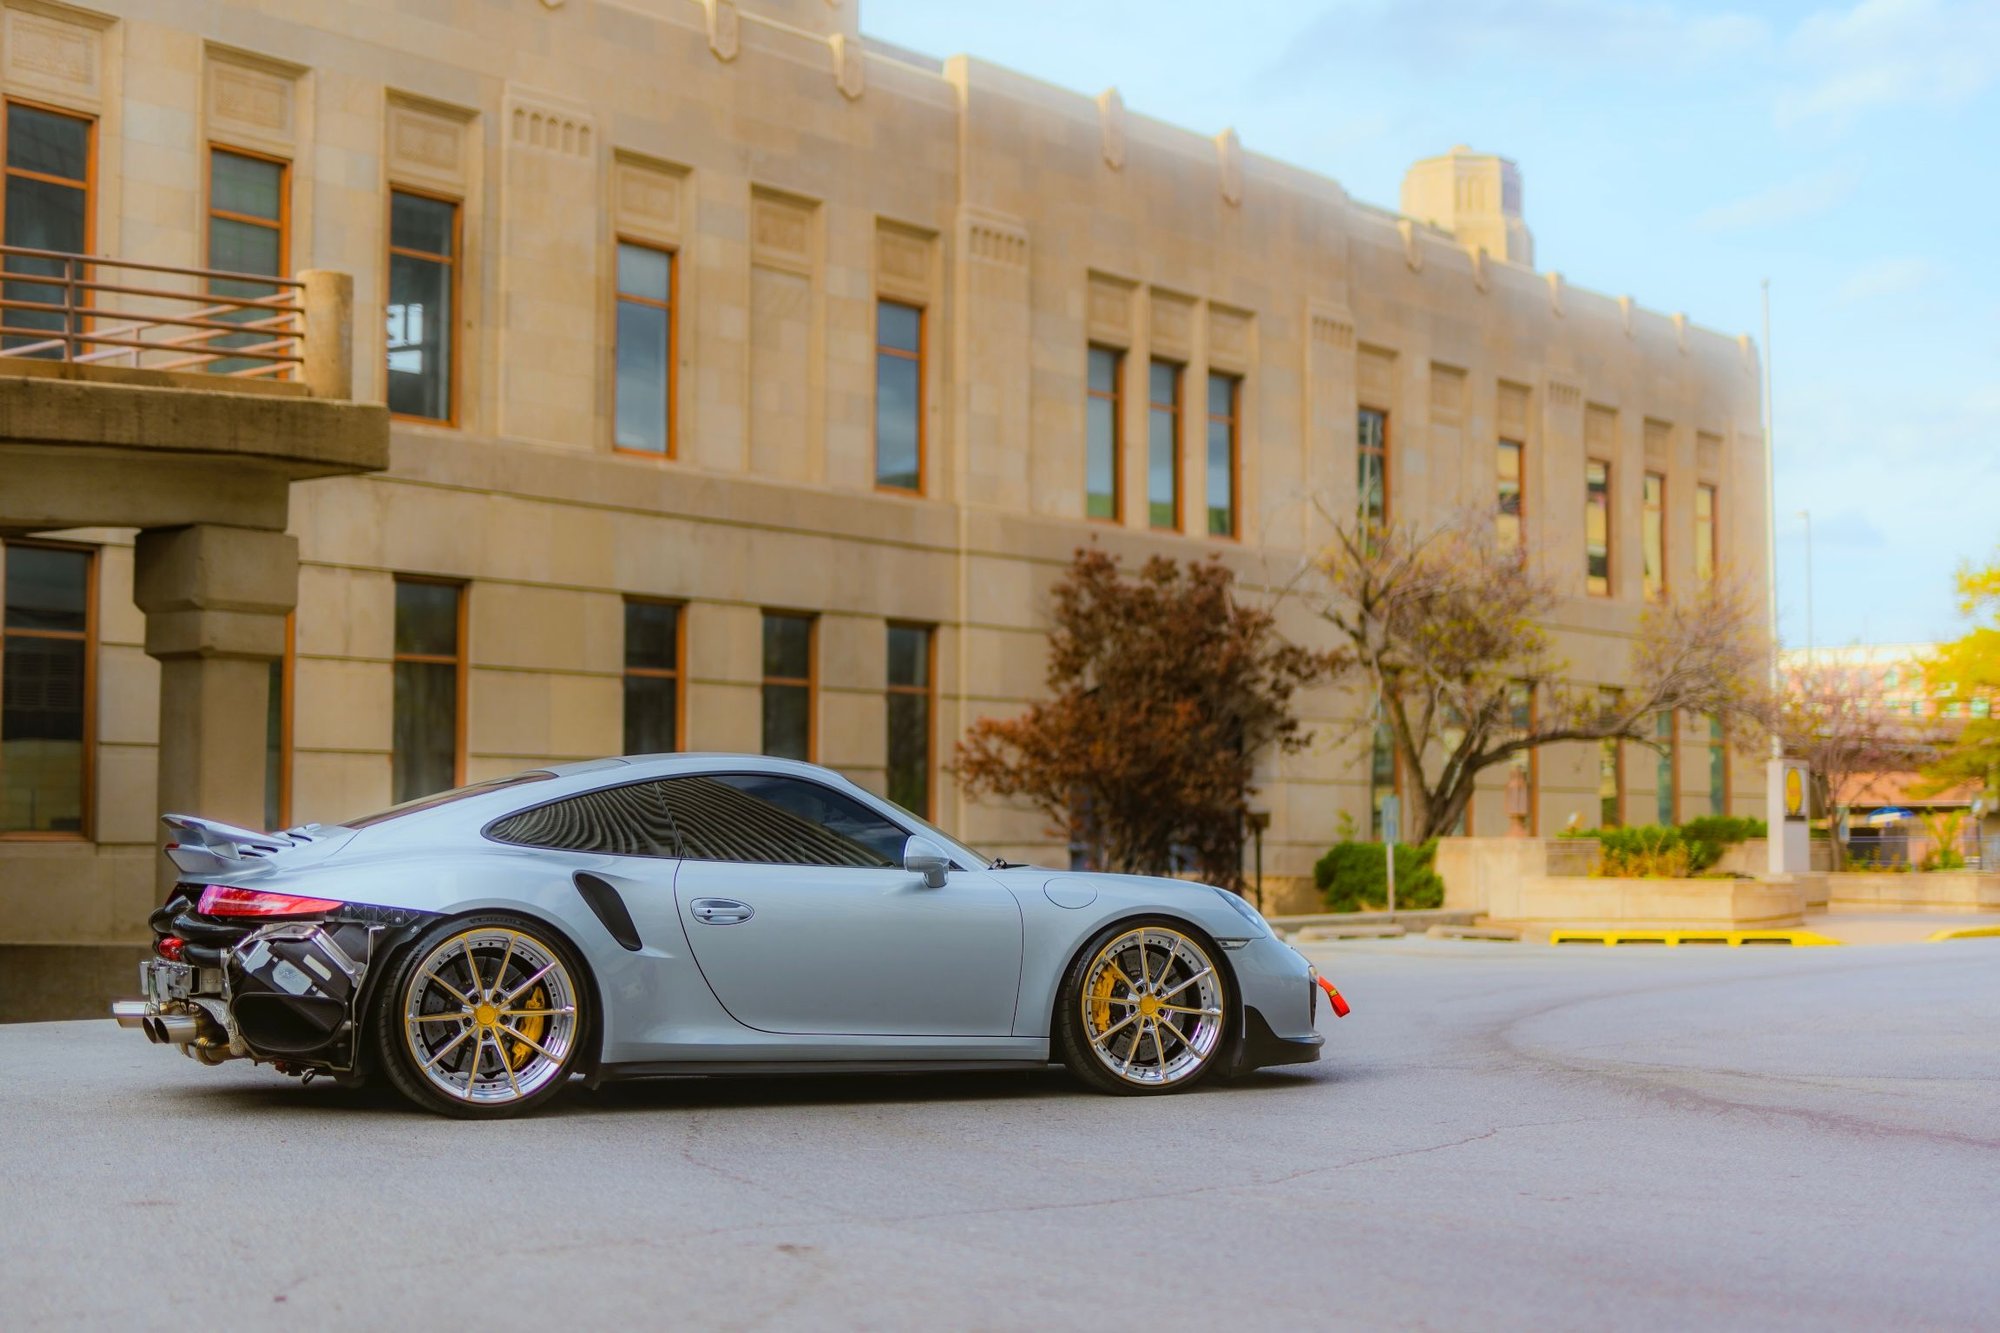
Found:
[598,1058,1057,1080]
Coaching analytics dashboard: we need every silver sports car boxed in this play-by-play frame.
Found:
[115,755,1343,1118]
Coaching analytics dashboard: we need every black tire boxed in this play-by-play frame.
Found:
[1055,917,1233,1096]
[371,912,591,1119]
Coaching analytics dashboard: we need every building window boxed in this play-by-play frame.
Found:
[1642,471,1666,603]
[1509,681,1538,836]
[886,623,933,818]
[623,599,681,755]
[2,101,93,354]
[386,188,457,422]
[875,299,923,492]
[392,579,463,803]
[1585,458,1611,596]
[207,146,287,376]
[1358,408,1388,527]
[761,612,814,761]
[1147,359,1182,530]
[1086,346,1122,521]
[1497,439,1524,549]
[1,542,93,836]
[1655,710,1678,825]
[1598,686,1623,828]
[1368,719,1397,840]
[1706,715,1727,816]
[264,611,293,831]
[614,241,674,456]
[1205,371,1240,538]
[1695,484,1717,585]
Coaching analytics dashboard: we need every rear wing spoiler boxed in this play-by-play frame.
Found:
[161,814,296,878]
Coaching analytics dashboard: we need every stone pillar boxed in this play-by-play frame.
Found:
[299,270,354,400]
[134,525,298,858]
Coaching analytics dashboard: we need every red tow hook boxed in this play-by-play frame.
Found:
[1316,974,1351,1018]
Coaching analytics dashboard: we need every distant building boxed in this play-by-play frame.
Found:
[0,0,1769,1014]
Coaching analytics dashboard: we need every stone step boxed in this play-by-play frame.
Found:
[1426,924,1522,942]
[1291,923,1407,941]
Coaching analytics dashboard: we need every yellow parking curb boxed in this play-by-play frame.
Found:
[1549,929,1843,948]
[1926,925,2000,942]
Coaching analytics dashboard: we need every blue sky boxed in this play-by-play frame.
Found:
[862,0,2000,649]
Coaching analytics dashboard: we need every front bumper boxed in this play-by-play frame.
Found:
[1228,934,1333,1073]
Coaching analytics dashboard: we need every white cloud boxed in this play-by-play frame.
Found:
[1692,166,1861,232]
[1779,0,2000,127]
[1835,257,1939,303]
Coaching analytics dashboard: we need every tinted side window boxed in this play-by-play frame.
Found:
[659,774,907,868]
[487,781,680,858]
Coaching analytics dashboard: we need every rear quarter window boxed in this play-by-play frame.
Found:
[486,781,681,858]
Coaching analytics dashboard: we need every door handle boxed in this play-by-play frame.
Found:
[690,897,754,926]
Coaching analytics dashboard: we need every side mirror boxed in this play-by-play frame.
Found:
[904,835,951,889]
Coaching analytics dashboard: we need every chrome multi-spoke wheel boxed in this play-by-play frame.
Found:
[1059,922,1229,1095]
[376,915,587,1118]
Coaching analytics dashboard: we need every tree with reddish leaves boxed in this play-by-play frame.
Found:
[955,547,1324,890]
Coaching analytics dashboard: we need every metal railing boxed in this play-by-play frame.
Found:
[0,245,302,378]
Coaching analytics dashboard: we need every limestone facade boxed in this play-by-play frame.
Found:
[1,0,1769,959]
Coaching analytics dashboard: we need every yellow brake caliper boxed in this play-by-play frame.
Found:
[506,983,549,1070]
[1089,967,1119,1035]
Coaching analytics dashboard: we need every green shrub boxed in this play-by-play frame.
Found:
[1313,840,1445,912]
[1679,815,1767,847]
[1561,815,1766,877]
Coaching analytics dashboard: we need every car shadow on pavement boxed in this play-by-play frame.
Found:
[162,1062,1330,1119]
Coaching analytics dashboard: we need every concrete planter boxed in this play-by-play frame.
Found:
[1486,874,1806,930]
[1824,872,2000,914]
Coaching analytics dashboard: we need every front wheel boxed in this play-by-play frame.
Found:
[372,913,589,1119]
[1056,920,1231,1095]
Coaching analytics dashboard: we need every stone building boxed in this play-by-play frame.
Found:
[0,0,1768,1016]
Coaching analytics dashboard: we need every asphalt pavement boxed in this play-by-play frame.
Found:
[6,937,1998,1331]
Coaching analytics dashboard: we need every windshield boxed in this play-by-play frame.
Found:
[340,772,555,830]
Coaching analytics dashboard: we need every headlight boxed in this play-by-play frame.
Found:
[1212,887,1272,936]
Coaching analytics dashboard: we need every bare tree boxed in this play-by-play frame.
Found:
[1777,658,1931,868]
[1297,513,1772,843]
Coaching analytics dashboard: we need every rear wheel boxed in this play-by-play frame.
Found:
[1056,920,1231,1095]
[372,913,588,1119]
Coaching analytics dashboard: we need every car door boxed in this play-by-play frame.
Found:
[661,772,1024,1037]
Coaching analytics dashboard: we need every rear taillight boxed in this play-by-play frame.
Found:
[156,936,185,962]
[196,885,345,918]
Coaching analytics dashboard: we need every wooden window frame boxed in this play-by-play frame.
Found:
[1598,687,1624,829]
[385,185,462,428]
[622,596,686,754]
[1656,709,1680,826]
[1085,344,1123,524]
[1707,715,1729,817]
[205,143,291,380]
[873,298,926,496]
[0,538,97,842]
[1147,357,1184,532]
[885,620,936,818]
[1,98,98,342]
[1205,370,1241,541]
[1497,438,1525,548]
[1585,457,1612,597]
[1358,406,1390,527]
[391,576,467,791]
[1642,470,1667,603]
[761,610,818,763]
[612,236,677,461]
[1695,483,1718,586]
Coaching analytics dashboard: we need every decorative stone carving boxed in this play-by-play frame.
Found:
[1395,218,1423,272]
[508,96,594,159]
[1546,379,1582,410]
[1309,303,1355,350]
[1430,363,1466,425]
[614,153,688,242]
[1087,272,1134,345]
[539,0,566,8]
[1209,306,1250,371]
[1644,418,1671,466]
[4,4,105,104]
[1149,290,1194,359]
[1357,345,1396,406]
[1671,311,1689,354]
[704,0,740,61]
[752,189,817,275]
[965,214,1028,268]
[1697,431,1722,480]
[1096,88,1125,170]
[1498,381,1531,436]
[1547,270,1564,317]
[831,33,865,100]
[1585,403,1617,452]
[387,96,473,191]
[1468,246,1490,293]
[1618,294,1635,337]
[1215,127,1242,206]
[207,50,302,152]
[876,222,932,303]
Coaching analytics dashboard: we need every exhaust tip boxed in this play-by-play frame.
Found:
[142,1013,200,1046]
[111,1000,149,1030]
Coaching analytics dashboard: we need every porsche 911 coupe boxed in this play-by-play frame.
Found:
[115,755,1343,1117]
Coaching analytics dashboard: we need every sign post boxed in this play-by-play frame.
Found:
[1381,795,1401,917]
